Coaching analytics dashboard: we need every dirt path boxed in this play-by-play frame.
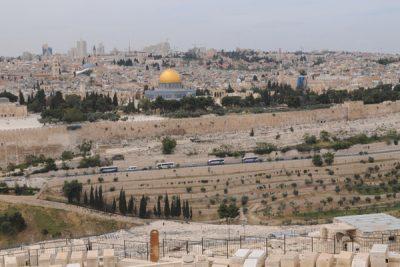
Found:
[0,194,145,225]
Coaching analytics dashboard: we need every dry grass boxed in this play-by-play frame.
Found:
[0,201,133,248]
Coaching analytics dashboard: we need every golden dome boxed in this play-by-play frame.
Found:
[159,69,181,84]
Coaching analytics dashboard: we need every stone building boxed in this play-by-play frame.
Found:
[0,98,28,118]
[320,213,400,252]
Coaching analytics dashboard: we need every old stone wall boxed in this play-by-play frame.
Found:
[1,100,400,166]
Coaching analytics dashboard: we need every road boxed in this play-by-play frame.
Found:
[51,147,400,179]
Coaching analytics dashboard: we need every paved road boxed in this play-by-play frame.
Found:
[55,147,400,178]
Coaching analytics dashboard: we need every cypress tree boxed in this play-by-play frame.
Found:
[113,93,118,106]
[183,200,188,219]
[128,195,134,214]
[164,193,170,218]
[83,190,88,205]
[111,198,117,213]
[153,205,157,217]
[19,91,25,105]
[89,186,94,207]
[119,189,127,215]
[139,195,147,218]
[98,185,103,210]
[177,196,182,217]
[170,196,176,217]
[94,186,99,209]
[157,196,162,217]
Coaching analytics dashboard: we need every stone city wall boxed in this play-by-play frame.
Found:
[0,100,400,166]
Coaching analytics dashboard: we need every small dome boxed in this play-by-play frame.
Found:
[159,69,181,84]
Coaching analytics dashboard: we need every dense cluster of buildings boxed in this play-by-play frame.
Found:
[0,41,400,110]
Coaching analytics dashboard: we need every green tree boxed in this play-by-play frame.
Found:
[83,190,88,205]
[78,140,93,157]
[164,194,170,218]
[312,154,323,167]
[89,186,94,207]
[61,151,74,161]
[112,93,118,106]
[119,189,127,215]
[111,198,117,213]
[156,196,162,217]
[62,180,83,203]
[162,137,177,154]
[218,203,239,219]
[304,134,317,145]
[19,91,25,105]
[139,195,148,218]
[320,131,330,142]
[63,108,85,123]
[322,152,335,165]
[128,195,134,214]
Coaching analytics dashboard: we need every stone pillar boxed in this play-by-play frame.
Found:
[38,253,52,267]
[351,253,369,267]
[183,255,196,267]
[196,255,209,267]
[281,252,300,267]
[388,252,400,267]
[86,250,98,267]
[335,251,353,267]
[103,249,115,267]
[316,253,334,267]
[69,251,84,265]
[150,230,160,262]
[54,251,69,266]
[370,244,389,267]
[300,252,319,267]
[265,254,282,267]
[3,256,17,267]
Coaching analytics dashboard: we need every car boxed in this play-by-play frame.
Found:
[126,166,138,172]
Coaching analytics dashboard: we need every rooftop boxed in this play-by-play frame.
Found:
[334,213,400,233]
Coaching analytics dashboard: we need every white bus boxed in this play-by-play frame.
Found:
[242,156,260,163]
[207,158,225,166]
[99,166,118,173]
[156,162,175,169]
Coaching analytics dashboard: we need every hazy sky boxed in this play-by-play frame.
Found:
[1,0,400,56]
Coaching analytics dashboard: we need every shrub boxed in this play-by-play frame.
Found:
[162,137,177,154]
[312,155,323,167]
[322,152,335,165]
[254,143,277,155]
[218,203,239,219]
[304,134,317,145]
[61,151,74,161]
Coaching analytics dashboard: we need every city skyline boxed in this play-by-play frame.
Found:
[1,0,400,56]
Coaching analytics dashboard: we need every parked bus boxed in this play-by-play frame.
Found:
[242,156,260,163]
[207,158,225,166]
[99,166,118,173]
[156,162,175,169]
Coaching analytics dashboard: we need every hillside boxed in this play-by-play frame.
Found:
[0,201,133,248]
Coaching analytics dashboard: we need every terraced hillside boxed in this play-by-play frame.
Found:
[42,148,400,225]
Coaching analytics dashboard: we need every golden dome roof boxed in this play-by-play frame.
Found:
[159,69,181,84]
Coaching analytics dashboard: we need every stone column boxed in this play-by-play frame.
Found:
[150,230,160,262]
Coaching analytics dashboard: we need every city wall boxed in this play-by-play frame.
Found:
[1,100,400,166]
